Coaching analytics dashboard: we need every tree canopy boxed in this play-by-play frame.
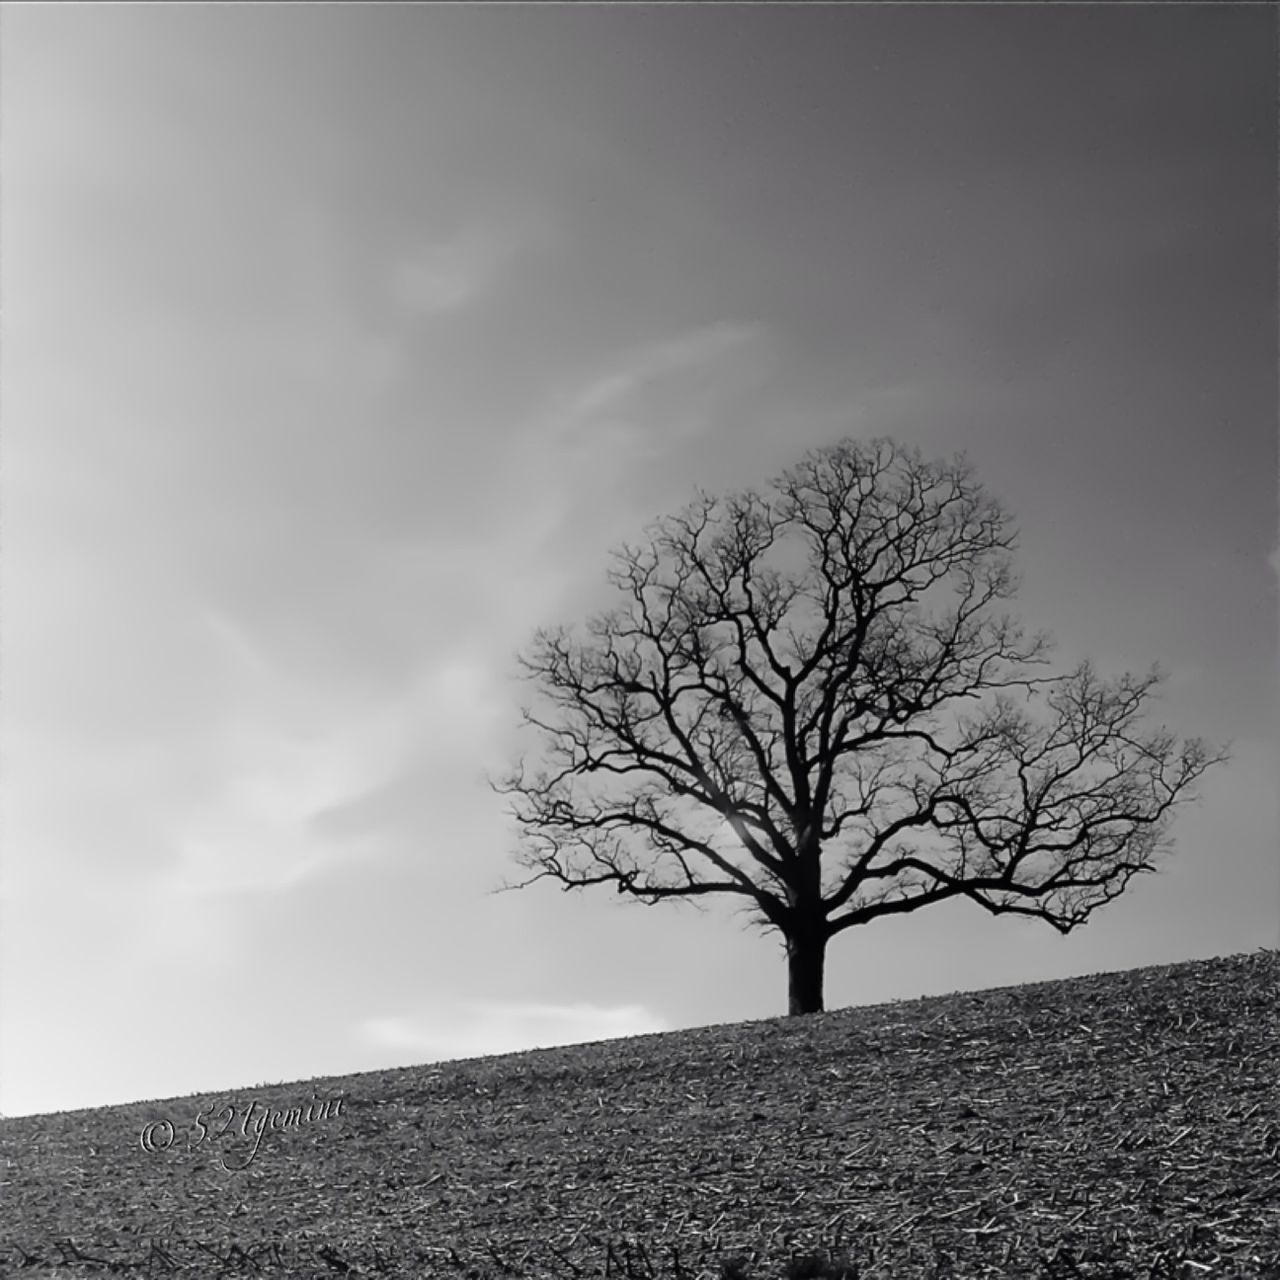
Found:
[492,437,1229,1014]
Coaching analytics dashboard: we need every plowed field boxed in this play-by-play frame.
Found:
[2,950,1276,1279]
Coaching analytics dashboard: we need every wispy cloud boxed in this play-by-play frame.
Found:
[140,637,509,905]
[568,322,766,417]
[453,320,774,623]
[387,224,527,317]
[359,1002,671,1064]
[514,320,772,518]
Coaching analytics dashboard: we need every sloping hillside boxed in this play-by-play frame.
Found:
[2,949,1276,1279]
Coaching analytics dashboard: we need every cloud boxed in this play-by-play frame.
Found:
[358,1002,671,1064]
[146,645,509,901]
[568,322,766,418]
[501,320,770,534]
[302,654,513,847]
[387,226,523,317]
[426,319,778,645]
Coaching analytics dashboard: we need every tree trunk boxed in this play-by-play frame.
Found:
[785,926,827,1015]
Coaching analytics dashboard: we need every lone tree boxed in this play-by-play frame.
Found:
[492,437,1229,1015]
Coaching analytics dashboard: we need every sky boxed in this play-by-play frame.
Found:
[1,5,1275,1120]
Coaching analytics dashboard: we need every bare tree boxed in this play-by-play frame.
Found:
[491,437,1230,1015]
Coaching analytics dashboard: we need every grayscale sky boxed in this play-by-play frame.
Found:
[2,5,1275,1119]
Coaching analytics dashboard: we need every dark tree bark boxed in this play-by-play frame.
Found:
[490,437,1230,1015]
[786,927,827,1016]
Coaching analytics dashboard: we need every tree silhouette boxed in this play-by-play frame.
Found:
[492,437,1229,1015]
